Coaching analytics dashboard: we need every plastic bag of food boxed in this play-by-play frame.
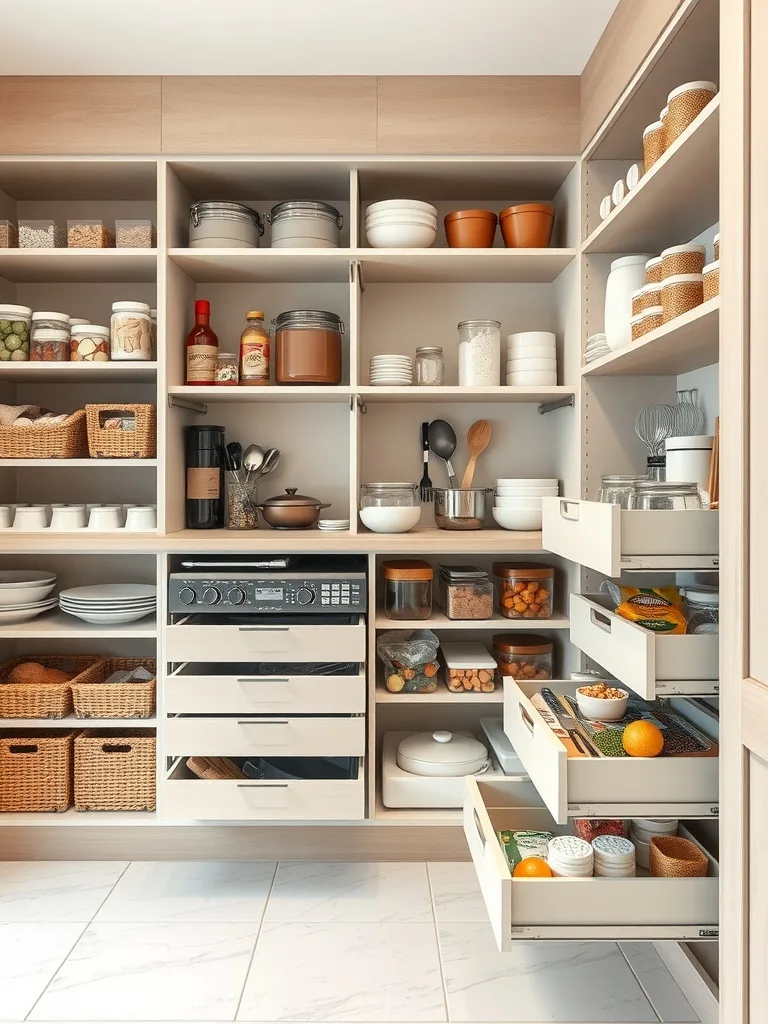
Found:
[603,583,686,634]
[377,628,440,693]
[497,829,553,868]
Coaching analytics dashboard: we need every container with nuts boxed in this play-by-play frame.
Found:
[493,563,554,619]
[442,641,496,694]
[492,633,553,681]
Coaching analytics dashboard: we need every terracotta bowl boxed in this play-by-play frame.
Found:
[649,835,709,878]
[499,202,555,248]
[444,209,497,248]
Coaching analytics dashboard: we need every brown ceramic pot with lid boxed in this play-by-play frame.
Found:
[499,203,555,248]
[444,210,498,248]
[273,309,343,385]
[491,632,553,680]
[256,487,331,529]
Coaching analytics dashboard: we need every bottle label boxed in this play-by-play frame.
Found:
[186,344,217,383]
[187,467,220,500]
[241,341,270,381]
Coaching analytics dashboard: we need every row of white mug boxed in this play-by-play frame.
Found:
[0,503,157,532]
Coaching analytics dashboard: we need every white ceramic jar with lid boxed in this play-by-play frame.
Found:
[665,434,714,498]
[591,835,636,877]
[604,255,650,351]
[547,835,594,877]
[111,300,152,361]
[268,201,343,248]
[396,730,489,777]
[189,201,264,249]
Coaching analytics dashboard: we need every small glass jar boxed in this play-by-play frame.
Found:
[383,560,433,620]
[0,304,32,361]
[457,319,501,386]
[414,346,445,386]
[597,474,645,507]
[214,351,239,386]
[492,633,553,681]
[240,311,270,384]
[31,311,70,361]
[273,309,343,385]
[682,585,719,634]
[493,563,555,619]
[226,475,258,530]
[630,480,702,510]
[111,300,152,361]
[360,483,418,508]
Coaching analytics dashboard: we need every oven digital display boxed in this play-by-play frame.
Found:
[252,588,284,600]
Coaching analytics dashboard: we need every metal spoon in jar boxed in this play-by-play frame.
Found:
[428,420,459,487]
[242,444,265,486]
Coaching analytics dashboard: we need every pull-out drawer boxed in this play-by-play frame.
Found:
[464,777,719,950]
[165,616,366,663]
[570,594,718,698]
[165,663,366,715]
[542,497,719,576]
[503,678,719,823]
[164,715,365,758]
[162,758,365,822]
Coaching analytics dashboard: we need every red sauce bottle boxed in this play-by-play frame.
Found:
[185,299,218,385]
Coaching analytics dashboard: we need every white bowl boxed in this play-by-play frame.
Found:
[575,687,629,722]
[506,357,557,372]
[366,223,437,248]
[0,581,57,607]
[359,505,421,534]
[366,210,437,226]
[507,370,558,386]
[495,496,543,509]
[492,507,543,531]
[366,199,437,217]
[497,478,557,487]
[496,486,558,497]
[506,331,557,348]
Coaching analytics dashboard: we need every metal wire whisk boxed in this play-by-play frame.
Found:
[636,403,676,479]
[673,388,704,435]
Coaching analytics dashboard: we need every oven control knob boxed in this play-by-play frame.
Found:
[178,586,197,606]
[227,587,246,606]
[296,587,315,606]
[201,586,221,605]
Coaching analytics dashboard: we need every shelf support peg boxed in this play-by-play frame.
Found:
[168,395,208,415]
[538,395,575,415]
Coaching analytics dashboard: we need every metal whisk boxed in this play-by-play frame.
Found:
[635,403,675,479]
[673,389,704,436]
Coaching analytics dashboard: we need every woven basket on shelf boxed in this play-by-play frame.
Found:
[186,755,244,780]
[650,835,709,878]
[71,658,156,719]
[74,728,156,811]
[85,404,156,459]
[0,730,78,812]
[0,654,104,719]
[0,409,88,459]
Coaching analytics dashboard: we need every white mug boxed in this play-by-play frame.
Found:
[125,506,157,531]
[13,505,48,530]
[86,503,103,518]
[50,506,87,531]
[88,506,123,531]
[0,506,11,528]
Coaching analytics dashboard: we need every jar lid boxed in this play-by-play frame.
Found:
[601,474,645,483]
[640,305,664,317]
[0,304,31,317]
[703,260,719,274]
[149,308,157,318]
[661,244,707,258]
[634,480,699,494]
[592,835,636,861]
[665,434,714,451]
[383,559,433,582]
[185,425,225,448]
[645,256,663,267]
[415,346,443,354]
[441,641,496,671]
[261,487,323,508]
[216,351,238,358]
[444,209,498,223]
[272,309,345,334]
[643,120,664,136]
[112,301,151,312]
[548,835,593,864]
[662,274,704,285]
[396,730,489,777]
[68,317,91,326]
[457,319,501,329]
[661,105,669,118]
[570,670,606,682]
[363,482,415,490]
[246,310,265,320]
[492,632,553,654]
[268,201,342,228]
[681,585,719,606]
[610,254,651,271]
[31,311,68,321]
[71,324,109,337]
[492,563,554,579]
[32,328,69,339]
[190,201,264,233]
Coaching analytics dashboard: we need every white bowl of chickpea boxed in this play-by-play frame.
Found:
[575,682,629,721]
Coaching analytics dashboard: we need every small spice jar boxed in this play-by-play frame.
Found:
[703,260,719,301]
[383,560,433,620]
[492,633,553,680]
[70,324,110,361]
[493,564,555,620]
[30,311,70,361]
[214,351,239,386]
[111,300,152,360]
[240,311,270,384]
[414,346,445,386]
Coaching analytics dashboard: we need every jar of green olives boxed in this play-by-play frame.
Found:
[0,304,31,362]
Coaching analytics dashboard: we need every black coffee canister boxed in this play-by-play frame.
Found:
[185,425,225,529]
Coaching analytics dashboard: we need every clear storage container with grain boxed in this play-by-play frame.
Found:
[116,219,154,248]
[492,633,553,681]
[493,563,554,619]
[442,641,496,694]
[438,565,493,620]
[67,220,114,248]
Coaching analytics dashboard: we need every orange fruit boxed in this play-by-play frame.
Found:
[513,856,553,878]
[622,720,664,757]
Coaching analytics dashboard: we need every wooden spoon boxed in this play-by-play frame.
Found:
[461,419,492,489]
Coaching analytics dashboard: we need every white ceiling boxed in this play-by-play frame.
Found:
[2,0,620,75]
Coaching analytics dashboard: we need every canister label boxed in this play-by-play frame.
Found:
[186,344,217,383]
[187,467,220,499]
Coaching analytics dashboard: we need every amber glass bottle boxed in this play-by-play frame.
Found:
[185,299,218,385]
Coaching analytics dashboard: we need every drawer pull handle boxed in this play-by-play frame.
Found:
[472,808,487,849]
[590,608,613,633]
[558,500,580,521]
[237,782,289,789]
[519,703,535,735]
[237,719,289,726]
[238,626,290,632]
[237,678,290,683]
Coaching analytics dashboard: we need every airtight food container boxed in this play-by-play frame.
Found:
[268,201,343,248]
[189,202,264,249]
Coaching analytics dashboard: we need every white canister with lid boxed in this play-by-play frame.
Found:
[189,201,264,249]
[591,835,636,877]
[547,835,594,877]
[111,301,152,361]
[664,434,714,495]
[396,730,489,777]
[268,201,343,248]
[70,324,110,361]
[604,255,650,351]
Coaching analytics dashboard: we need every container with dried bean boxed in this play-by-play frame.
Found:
[19,219,64,248]
[442,641,496,694]
[115,219,154,248]
[493,563,554,619]
[492,633,553,681]
[30,311,70,362]
[438,565,493,620]
[67,220,114,248]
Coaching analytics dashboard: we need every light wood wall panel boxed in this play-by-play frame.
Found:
[162,77,377,154]
[580,0,681,149]
[377,76,580,154]
[0,77,162,154]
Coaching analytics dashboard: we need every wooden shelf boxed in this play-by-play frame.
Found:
[0,362,158,383]
[582,298,719,376]
[0,248,157,282]
[0,717,157,729]
[169,248,352,283]
[0,532,161,553]
[358,248,577,284]
[168,384,353,404]
[0,810,157,827]
[0,611,157,638]
[0,459,158,467]
[360,386,575,404]
[584,98,719,253]
[376,685,503,704]
[374,610,570,630]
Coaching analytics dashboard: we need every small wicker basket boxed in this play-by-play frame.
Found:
[661,245,706,278]
[662,276,704,322]
[0,654,104,718]
[650,835,709,878]
[74,728,156,811]
[0,729,78,812]
[703,261,720,302]
[0,409,88,460]
[642,121,666,172]
[645,257,663,284]
[85,404,156,459]
[71,657,156,719]
[666,81,717,145]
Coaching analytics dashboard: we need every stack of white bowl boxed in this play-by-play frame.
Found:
[630,818,678,870]
[365,200,437,249]
[369,354,413,386]
[492,478,559,531]
[0,570,58,625]
[506,331,557,386]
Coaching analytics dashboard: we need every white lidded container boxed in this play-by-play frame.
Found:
[547,835,594,877]
[189,201,264,249]
[111,300,152,361]
[664,434,714,494]
[458,319,501,386]
[604,254,650,351]
[397,729,489,777]
[268,201,343,248]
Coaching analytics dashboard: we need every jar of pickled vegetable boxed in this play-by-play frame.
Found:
[493,563,554,619]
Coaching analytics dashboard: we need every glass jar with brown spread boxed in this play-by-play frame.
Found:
[273,309,343,385]
[239,311,270,384]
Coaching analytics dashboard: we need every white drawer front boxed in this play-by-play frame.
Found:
[570,594,718,699]
[164,715,365,757]
[463,777,719,950]
[503,679,719,824]
[164,669,366,715]
[542,498,620,577]
[165,618,366,663]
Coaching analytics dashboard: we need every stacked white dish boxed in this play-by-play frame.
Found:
[547,835,594,877]
[369,354,413,386]
[591,834,636,877]
[506,331,557,385]
[630,818,678,870]
[365,200,437,249]
[584,332,610,364]
[318,519,349,532]
[492,478,558,531]
[59,583,157,625]
[0,570,58,624]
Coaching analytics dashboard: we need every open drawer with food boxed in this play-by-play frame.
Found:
[570,594,718,698]
[162,754,365,821]
[503,678,719,823]
[464,777,719,950]
[165,661,366,715]
[542,498,719,576]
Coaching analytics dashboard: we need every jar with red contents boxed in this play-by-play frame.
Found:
[70,324,110,362]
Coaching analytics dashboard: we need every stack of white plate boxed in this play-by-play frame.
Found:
[318,519,350,532]
[365,200,437,249]
[369,354,413,386]
[492,478,559,531]
[584,332,610,364]
[506,331,557,386]
[0,570,58,624]
[59,583,157,625]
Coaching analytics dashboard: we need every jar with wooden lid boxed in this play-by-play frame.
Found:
[273,309,343,385]
[383,560,433,620]
[493,563,554,620]
[240,311,270,384]
[492,632,553,680]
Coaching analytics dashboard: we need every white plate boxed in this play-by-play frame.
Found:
[0,596,58,612]
[59,596,157,606]
[0,571,57,588]
[0,582,57,607]
[60,607,156,625]
[59,584,157,602]
[0,601,58,624]
[60,601,156,612]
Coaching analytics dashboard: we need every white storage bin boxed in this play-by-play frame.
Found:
[268,201,343,248]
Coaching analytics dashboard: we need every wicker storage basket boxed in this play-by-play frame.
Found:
[85,404,156,459]
[0,409,87,460]
[645,257,663,284]
[74,728,156,811]
[662,276,704,322]
[0,654,104,718]
[650,835,709,878]
[186,755,244,780]
[71,657,156,719]
[666,81,717,145]
[642,120,666,172]
[703,261,720,301]
[661,245,706,278]
[0,729,77,811]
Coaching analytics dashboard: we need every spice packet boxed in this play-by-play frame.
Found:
[613,585,687,634]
